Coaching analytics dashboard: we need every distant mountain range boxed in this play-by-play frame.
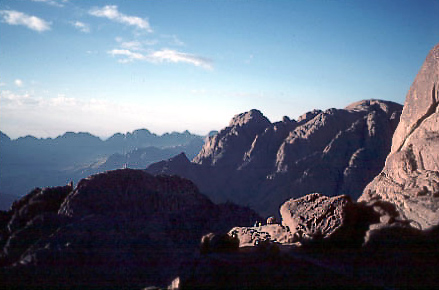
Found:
[0,129,207,209]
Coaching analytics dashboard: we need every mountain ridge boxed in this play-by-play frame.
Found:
[147,99,403,217]
[0,129,206,209]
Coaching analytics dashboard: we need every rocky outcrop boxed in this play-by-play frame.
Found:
[148,100,402,217]
[0,169,260,289]
[359,43,439,230]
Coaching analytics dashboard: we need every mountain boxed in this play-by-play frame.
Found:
[147,99,402,217]
[0,129,204,210]
[0,169,260,289]
[177,44,439,289]
[359,43,439,230]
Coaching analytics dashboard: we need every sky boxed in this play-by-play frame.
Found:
[1,0,438,139]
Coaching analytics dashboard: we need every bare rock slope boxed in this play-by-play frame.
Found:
[359,43,439,230]
[148,100,402,217]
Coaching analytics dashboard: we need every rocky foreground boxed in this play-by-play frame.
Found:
[0,170,260,288]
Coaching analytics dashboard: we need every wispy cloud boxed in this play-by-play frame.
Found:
[109,49,146,63]
[71,21,90,33]
[108,48,213,70]
[14,79,23,87]
[89,5,152,32]
[115,37,159,50]
[0,10,51,32]
[31,0,66,8]
[150,49,213,70]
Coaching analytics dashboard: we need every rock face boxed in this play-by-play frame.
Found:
[148,100,402,217]
[0,169,260,289]
[359,43,439,230]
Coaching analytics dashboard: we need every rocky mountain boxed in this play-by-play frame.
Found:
[147,100,402,217]
[0,169,260,289]
[0,129,204,210]
[359,43,439,230]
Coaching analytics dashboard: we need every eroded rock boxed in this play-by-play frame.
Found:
[359,43,439,230]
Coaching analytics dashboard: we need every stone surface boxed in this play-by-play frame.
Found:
[229,224,295,247]
[280,193,355,241]
[147,100,402,217]
[359,43,439,230]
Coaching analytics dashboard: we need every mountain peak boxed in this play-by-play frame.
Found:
[345,99,402,114]
[229,109,270,128]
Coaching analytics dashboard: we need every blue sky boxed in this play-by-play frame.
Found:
[1,0,438,139]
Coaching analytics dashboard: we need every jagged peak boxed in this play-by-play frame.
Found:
[168,152,191,164]
[228,109,271,127]
[297,109,323,123]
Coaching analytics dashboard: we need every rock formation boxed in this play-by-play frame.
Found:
[0,169,260,289]
[359,43,439,230]
[148,100,402,217]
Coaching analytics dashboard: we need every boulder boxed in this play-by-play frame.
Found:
[279,193,362,245]
[359,43,439,230]
[200,232,239,254]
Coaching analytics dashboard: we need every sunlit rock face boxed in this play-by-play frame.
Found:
[148,100,402,217]
[360,43,439,230]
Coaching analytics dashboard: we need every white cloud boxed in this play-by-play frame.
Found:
[108,49,146,63]
[149,49,213,70]
[31,0,66,8]
[14,79,23,87]
[71,21,90,33]
[0,10,51,32]
[89,5,152,32]
[108,48,213,69]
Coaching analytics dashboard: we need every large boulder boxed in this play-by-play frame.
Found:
[359,43,439,230]
[280,194,355,242]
